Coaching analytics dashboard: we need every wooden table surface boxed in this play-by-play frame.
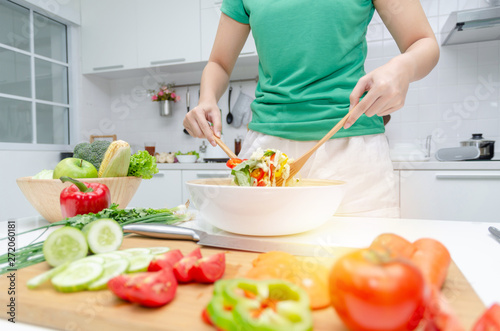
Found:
[0,236,485,330]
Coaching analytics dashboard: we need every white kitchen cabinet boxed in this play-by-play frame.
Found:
[181,169,231,204]
[400,170,500,222]
[200,0,256,61]
[128,170,183,209]
[136,0,201,68]
[81,0,138,73]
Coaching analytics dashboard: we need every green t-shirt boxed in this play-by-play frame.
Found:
[221,0,384,141]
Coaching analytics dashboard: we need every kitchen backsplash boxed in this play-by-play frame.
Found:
[80,0,500,156]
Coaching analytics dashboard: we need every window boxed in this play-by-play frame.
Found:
[0,0,70,146]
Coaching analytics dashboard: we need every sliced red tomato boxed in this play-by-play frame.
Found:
[107,268,178,308]
[187,247,203,259]
[472,303,500,331]
[256,180,266,187]
[250,168,265,181]
[226,158,243,169]
[329,248,428,331]
[173,255,199,283]
[148,249,184,271]
[192,253,226,283]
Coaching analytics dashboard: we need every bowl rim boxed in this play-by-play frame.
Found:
[16,176,143,182]
[186,177,346,189]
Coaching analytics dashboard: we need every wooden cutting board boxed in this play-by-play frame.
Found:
[0,236,485,330]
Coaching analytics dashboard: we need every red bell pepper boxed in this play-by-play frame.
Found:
[226,158,243,169]
[59,176,111,219]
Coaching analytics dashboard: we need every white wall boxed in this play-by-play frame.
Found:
[370,0,500,153]
[80,0,500,157]
[80,71,255,156]
[0,151,62,221]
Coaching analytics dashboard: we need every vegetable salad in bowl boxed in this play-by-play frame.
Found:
[226,148,294,187]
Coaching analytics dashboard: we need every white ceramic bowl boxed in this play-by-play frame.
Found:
[176,154,198,163]
[186,178,346,236]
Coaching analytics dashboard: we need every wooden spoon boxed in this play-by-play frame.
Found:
[275,112,351,186]
[214,135,237,159]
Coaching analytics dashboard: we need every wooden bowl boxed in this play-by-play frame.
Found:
[16,176,142,223]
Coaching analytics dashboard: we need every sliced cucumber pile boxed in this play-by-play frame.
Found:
[52,261,104,293]
[27,262,70,289]
[88,259,129,291]
[28,243,171,292]
[43,227,89,267]
[82,218,123,254]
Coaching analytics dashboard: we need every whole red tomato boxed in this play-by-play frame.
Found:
[329,248,428,331]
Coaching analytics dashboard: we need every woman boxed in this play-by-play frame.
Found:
[183,0,439,217]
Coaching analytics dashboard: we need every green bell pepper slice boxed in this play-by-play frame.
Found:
[205,278,312,331]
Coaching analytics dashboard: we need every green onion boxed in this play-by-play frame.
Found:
[0,203,191,274]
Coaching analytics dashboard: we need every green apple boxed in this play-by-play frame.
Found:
[53,158,98,179]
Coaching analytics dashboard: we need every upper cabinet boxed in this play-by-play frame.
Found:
[81,0,138,73]
[200,0,256,61]
[137,0,201,67]
[81,0,201,74]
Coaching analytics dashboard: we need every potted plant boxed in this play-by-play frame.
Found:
[149,83,181,117]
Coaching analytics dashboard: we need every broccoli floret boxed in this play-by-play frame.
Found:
[73,140,111,171]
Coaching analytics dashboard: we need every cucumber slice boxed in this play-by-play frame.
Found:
[82,218,123,254]
[149,247,171,256]
[123,248,151,256]
[96,253,124,262]
[43,227,89,267]
[70,256,105,265]
[88,259,129,291]
[126,254,154,273]
[27,262,70,289]
[51,261,103,292]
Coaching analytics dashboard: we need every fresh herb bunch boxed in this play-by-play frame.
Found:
[0,204,190,274]
[128,150,159,179]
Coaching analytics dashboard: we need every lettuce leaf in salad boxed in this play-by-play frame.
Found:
[231,159,260,186]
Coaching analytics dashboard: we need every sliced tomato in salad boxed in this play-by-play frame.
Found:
[250,168,265,181]
[226,158,243,169]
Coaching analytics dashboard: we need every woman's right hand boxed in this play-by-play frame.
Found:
[183,101,222,146]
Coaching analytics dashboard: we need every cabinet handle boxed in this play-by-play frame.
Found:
[240,51,255,55]
[93,65,124,71]
[153,173,165,178]
[436,173,500,180]
[214,0,223,4]
[150,58,186,65]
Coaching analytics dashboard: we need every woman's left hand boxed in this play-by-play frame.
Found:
[344,57,411,129]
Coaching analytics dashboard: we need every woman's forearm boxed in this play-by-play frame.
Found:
[199,61,231,105]
[390,36,440,83]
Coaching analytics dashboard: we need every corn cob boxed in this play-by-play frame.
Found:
[98,140,131,177]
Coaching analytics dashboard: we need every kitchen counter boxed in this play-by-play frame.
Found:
[1,214,499,330]
[157,160,500,171]
[156,162,229,170]
[393,159,500,170]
